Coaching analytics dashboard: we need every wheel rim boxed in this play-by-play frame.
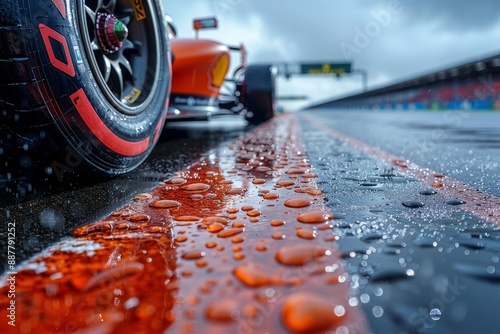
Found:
[77,0,162,116]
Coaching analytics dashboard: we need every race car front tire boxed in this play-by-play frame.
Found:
[243,64,277,125]
[0,0,171,183]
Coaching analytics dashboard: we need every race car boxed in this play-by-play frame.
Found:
[0,0,171,181]
[166,16,277,125]
[0,1,276,184]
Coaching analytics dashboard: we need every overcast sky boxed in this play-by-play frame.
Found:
[163,0,500,109]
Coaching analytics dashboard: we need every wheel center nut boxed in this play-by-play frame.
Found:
[96,11,128,54]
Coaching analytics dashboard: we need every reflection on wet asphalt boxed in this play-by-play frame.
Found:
[299,113,500,333]
[1,110,500,333]
[305,110,500,197]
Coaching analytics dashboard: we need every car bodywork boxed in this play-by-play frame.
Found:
[165,16,275,122]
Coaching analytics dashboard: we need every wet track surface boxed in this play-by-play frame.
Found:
[1,110,500,333]
[0,117,250,270]
[299,110,500,333]
[304,110,500,197]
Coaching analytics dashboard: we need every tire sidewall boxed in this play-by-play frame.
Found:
[22,0,170,175]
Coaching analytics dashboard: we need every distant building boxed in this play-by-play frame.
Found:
[308,52,500,111]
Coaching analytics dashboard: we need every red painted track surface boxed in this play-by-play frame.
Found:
[0,114,370,334]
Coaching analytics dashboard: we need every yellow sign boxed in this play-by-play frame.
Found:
[125,87,142,104]
[307,64,345,75]
[300,63,351,76]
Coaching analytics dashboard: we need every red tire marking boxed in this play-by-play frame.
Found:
[70,88,150,156]
[302,114,500,225]
[39,24,75,77]
[52,0,66,19]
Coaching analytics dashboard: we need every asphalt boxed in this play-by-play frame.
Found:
[0,117,250,272]
[298,111,500,333]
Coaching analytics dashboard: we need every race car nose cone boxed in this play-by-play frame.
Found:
[96,11,128,54]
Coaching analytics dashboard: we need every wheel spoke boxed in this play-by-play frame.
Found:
[118,9,134,26]
[102,57,112,83]
[118,54,133,79]
[104,0,117,13]
[111,61,124,98]
[85,5,95,23]
[79,0,161,113]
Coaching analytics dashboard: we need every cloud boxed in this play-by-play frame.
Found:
[163,0,500,109]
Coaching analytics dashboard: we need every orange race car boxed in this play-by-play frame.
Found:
[166,16,278,125]
[0,1,276,185]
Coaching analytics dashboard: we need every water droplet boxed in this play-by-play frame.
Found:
[286,168,307,175]
[71,221,113,236]
[80,262,144,292]
[201,217,229,226]
[149,226,162,233]
[318,224,332,231]
[252,179,266,185]
[243,210,260,218]
[276,180,295,187]
[205,300,238,322]
[305,188,323,196]
[124,297,140,309]
[264,193,279,200]
[256,166,272,172]
[129,214,151,222]
[176,235,188,242]
[182,250,206,260]
[189,194,204,201]
[446,199,466,206]
[297,210,334,224]
[150,200,181,208]
[296,229,316,240]
[181,183,210,192]
[272,233,286,240]
[402,200,424,208]
[361,232,384,242]
[255,244,268,251]
[206,242,217,249]
[454,262,500,282]
[232,237,245,244]
[284,198,312,208]
[276,244,329,266]
[115,222,129,229]
[134,193,153,201]
[392,159,408,168]
[166,177,187,185]
[420,189,437,196]
[282,293,343,333]
[207,223,225,233]
[196,259,209,267]
[234,253,245,260]
[369,266,415,282]
[270,219,286,227]
[372,306,384,318]
[226,188,246,195]
[226,207,239,214]
[218,228,244,238]
[430,308,441,321]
